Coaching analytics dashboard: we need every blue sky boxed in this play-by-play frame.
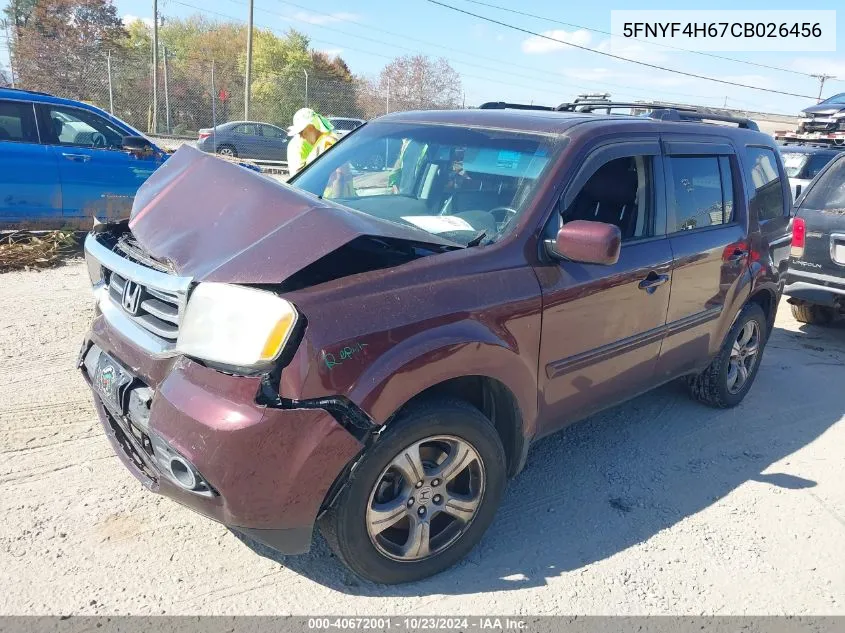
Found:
[12,0,845,114]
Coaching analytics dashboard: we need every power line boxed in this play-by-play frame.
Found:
[454,0,815,79]
[424,0,820,100]
[236,0,727,105]
[164,0,577,100]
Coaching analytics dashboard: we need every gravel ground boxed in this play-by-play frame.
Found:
[1,261,843,615]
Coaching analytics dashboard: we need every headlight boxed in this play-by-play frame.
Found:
[176,283,298,368]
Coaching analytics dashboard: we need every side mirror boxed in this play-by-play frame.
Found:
[122,135,155,157]
[546,220,621,265]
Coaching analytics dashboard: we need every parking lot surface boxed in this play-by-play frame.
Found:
[1,261,843,615]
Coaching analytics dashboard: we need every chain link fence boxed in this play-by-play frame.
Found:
[15,49,442,142]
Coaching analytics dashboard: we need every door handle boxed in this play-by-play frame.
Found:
[728,249,749,262]
[62,153,91,162]
[638,272,670,294]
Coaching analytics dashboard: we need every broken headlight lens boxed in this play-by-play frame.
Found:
[176,283,298,369]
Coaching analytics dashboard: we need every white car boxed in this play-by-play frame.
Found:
[779,144,844,200]
[328,117,365,137]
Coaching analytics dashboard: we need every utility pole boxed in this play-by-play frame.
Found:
[163,47,171,133]
[811,73,835,103]
[2,19,14,88]
[152,0,159,134]
[386,76,390,114]
[107,51,114,113]
[244,0,253,119]
[211,60,217,152]
[303,69,308,107]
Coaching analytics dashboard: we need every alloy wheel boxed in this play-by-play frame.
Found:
[365,435,485,562]
[727,320,760,394]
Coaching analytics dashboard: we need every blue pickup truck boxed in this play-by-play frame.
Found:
[0,88,167,230]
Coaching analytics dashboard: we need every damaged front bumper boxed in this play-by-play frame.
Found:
[78,296,363,556]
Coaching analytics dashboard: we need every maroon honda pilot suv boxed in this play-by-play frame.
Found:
[79,103,790,583]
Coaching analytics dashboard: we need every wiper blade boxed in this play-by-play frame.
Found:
[466,230,488,247]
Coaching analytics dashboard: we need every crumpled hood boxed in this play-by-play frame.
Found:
[128,145,456,283]
[802,104,845,116]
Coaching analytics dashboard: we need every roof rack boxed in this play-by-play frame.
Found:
[478,101,554,111]
[777,140,845,149]
[480,99,759,131]
[555,100,759,130]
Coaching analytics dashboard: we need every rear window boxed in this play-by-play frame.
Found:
[800,157,845,212]
[745,146,786,221]
[667,156,735,233]
[0,100,38,143]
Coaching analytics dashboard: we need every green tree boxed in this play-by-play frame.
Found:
[11,0,126,103]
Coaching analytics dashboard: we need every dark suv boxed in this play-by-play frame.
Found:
[78,102,790,584]
[784,152,845,324]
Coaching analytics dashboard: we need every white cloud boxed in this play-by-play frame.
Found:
[790,57,845,78]
[122,14,153,28]
[521,29,591,54]
[289,11,359,25]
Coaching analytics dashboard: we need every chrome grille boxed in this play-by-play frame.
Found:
[107,272,181,340]
[85,232,192,357]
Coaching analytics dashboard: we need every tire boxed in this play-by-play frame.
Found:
[687,302,767,408]
[319,398,506,584]
[790,302,834,325]
[216,144,237,158]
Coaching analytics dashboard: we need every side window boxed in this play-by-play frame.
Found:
[745,146,786,221]
[44,105,125,149]
[559,156,652,241]
[667,156,734,233]
[800,158,845,211]
[0,100,38,143]
[235,123,258,136]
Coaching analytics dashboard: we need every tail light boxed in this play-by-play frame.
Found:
[198,131,211,140]
[791,217,806,258]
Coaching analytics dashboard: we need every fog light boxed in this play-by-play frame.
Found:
[149,434,215,497]
[169,456,198,490]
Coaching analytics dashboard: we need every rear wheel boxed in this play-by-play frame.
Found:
[790,302,835,325]
[319,399,506,584]
[216,144,237,158]
[687,303,767,408]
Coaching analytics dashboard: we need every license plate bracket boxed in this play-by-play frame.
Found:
[94,351,133,414]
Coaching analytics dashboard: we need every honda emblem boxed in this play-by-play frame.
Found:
[121,280,143,315]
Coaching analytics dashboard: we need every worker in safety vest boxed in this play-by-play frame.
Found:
[287,107,353,196]
[286,108,336,172]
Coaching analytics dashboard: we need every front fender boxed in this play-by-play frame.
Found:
[347,320,539,435]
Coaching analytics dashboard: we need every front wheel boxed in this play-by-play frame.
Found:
[687,302,767,408]
[319,399,506,584]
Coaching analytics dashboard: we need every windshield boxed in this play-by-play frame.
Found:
[781,152,809,178]
[291,122,561,246]
[819,93,845,105]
